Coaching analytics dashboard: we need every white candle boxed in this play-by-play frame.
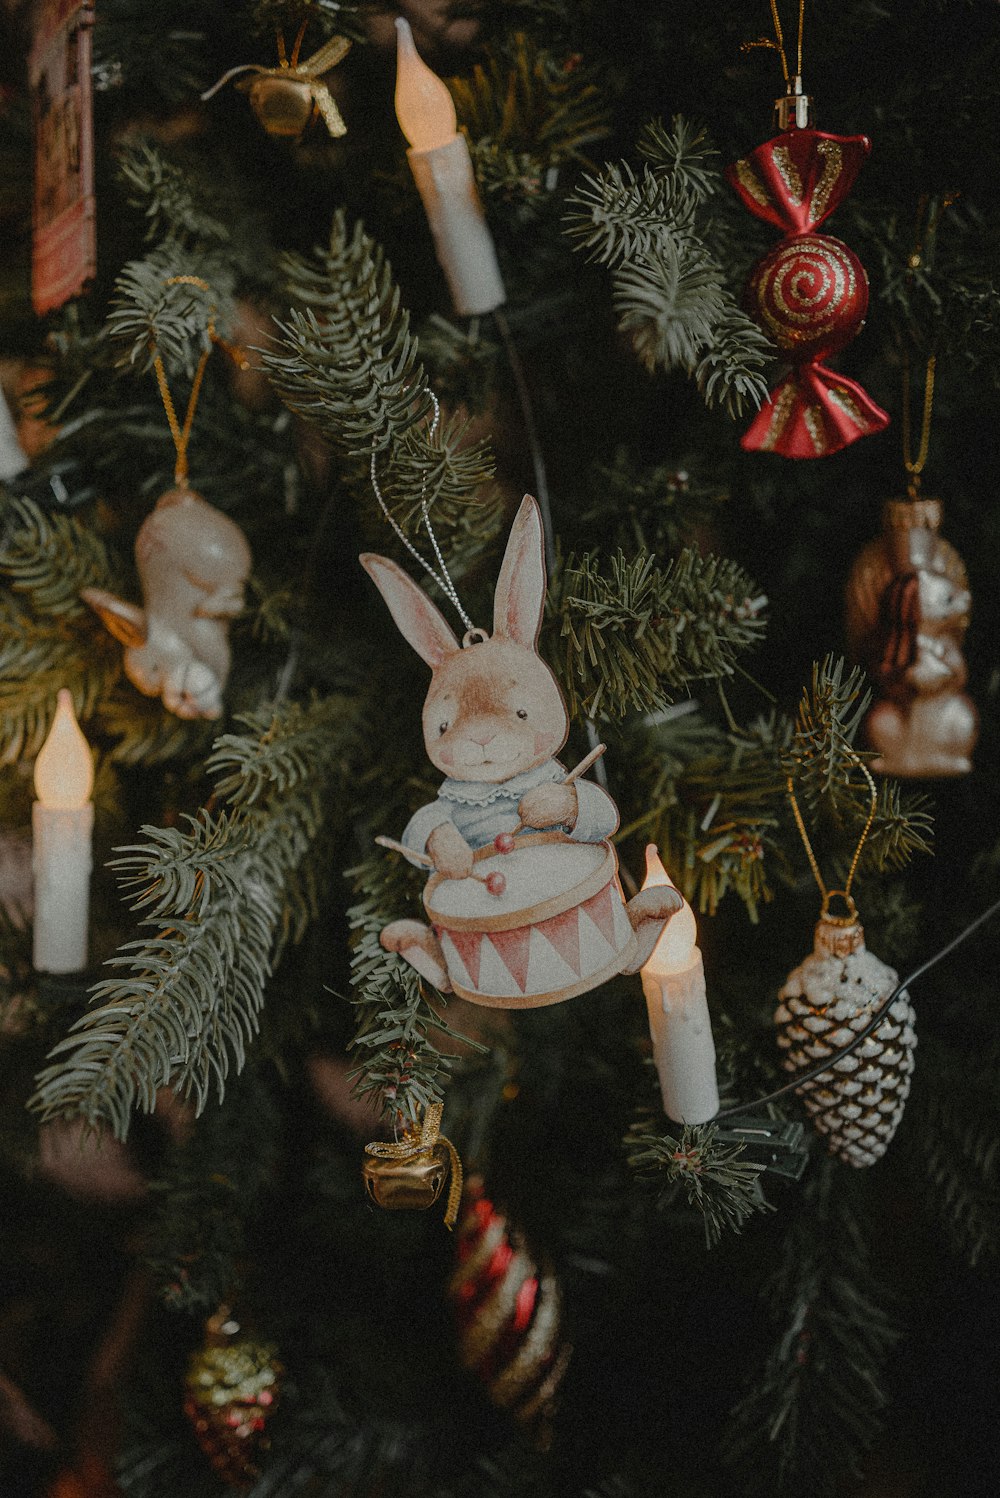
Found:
[640,845,720,1125]
[32,689,94,973]
[394,17,506,317]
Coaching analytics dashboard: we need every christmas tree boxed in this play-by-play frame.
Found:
[2,3,999,1496]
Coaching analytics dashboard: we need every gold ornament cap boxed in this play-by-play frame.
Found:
[775,76,813,130]
[813,889,865,957]
[883,496,943,534]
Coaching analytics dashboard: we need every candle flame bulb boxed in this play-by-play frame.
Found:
[641,845,697,974]
[394,17,457,151]
[640,844,719,1125]
[34,689,94,809]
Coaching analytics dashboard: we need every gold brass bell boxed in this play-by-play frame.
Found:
[244,75,315,138]
[362,1145,449,1211]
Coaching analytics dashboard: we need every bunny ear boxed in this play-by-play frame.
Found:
[493,495,546,647]
[81,587,148,648]
[359,554,460,669]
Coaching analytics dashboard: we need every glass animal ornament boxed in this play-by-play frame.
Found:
[82,487,251,720]
[845,496,976,777]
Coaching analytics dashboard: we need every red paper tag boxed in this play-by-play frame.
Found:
[29,0,96,315]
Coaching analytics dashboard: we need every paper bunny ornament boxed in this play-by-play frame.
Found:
[83,486,251,720]
[361,496,682,1008]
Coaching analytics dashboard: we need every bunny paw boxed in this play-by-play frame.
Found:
[621,885,685,973]
[380,920,452,992]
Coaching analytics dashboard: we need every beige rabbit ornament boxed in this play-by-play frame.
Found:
[82,486,251,721]
[362,496,682,1009]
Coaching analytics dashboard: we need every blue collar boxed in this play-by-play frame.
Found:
[437,759,563,806]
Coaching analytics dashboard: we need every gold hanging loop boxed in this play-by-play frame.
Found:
[902,353,937,500]
[150,275,219,488]
[764,0,805,85]
[786,748,878,916]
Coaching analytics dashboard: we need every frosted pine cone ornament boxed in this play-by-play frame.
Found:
[774,900,916,1167]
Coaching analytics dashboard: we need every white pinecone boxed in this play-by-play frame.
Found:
[774,915,917,1168]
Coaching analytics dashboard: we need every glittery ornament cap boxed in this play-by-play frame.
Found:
[813,915,865,959]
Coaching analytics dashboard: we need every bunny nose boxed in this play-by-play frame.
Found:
[468,730,496,747]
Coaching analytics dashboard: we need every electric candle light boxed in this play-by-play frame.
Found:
[394,17,506,317]
[32,689,94,974]
[640,845,720,1125]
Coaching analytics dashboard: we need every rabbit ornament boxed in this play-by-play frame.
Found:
[361,496,682,1008]
[845,497,977,777]
[82,486,251,721]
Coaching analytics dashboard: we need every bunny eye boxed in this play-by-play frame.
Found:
[516,708,528,720]
[438,720,449,735]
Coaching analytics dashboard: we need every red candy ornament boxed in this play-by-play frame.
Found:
[728,98,889,458]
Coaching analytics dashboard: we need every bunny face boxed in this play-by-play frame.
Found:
[423,636,567,782]
[362,496,569,786]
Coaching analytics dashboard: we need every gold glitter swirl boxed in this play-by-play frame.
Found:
[733,159,772,210]
[772,145,805,206]
[811,140,844,224]
[803,404,827,454]
[760,383,798,451]
[753,236,861,349]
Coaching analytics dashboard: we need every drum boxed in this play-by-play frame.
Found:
[423,832,638,1008]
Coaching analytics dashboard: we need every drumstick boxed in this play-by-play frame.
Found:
[493,742,608,850]
[375,834,507,895]
[562,742,607,784]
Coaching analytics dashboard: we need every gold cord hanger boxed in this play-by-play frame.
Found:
[151,276,246,489]
[786,749,877,926]
[901,353,936,500]
[744,0,806,84]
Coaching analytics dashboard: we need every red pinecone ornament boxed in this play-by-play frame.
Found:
[183,1308,281,1488]
[449,1176,571,1449]
[728,125,889,458]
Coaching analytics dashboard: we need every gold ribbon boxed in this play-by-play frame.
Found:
[365,1102,464,1229]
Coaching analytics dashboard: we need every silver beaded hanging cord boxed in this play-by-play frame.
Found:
[494,308,610,795]
[369,393,477,637]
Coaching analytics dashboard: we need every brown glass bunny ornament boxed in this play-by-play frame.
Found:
[83,486,251,720]
[362,496,682,1008]
[845,496,976,777]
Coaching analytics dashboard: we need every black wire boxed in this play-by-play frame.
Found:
[714,893,1000,1120]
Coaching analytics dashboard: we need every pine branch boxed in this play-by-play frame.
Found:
[784,656,934,878]
[723,1164,901,1497]
[0,495,196,764]
[107,243,237,377]
[551,547,767,721]
[264,211,496,542]
[449,32,612,217]
[622,712,786,919]
[627,1119,772,1248]
[906,1040,1000,1268]
[577,448,728,556]
[346,854,485,1126]
[250,0,363,40]
[0,492,117,615]
[117,141,232,248]
[29,697,351,1139]
[564,117,772,417]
